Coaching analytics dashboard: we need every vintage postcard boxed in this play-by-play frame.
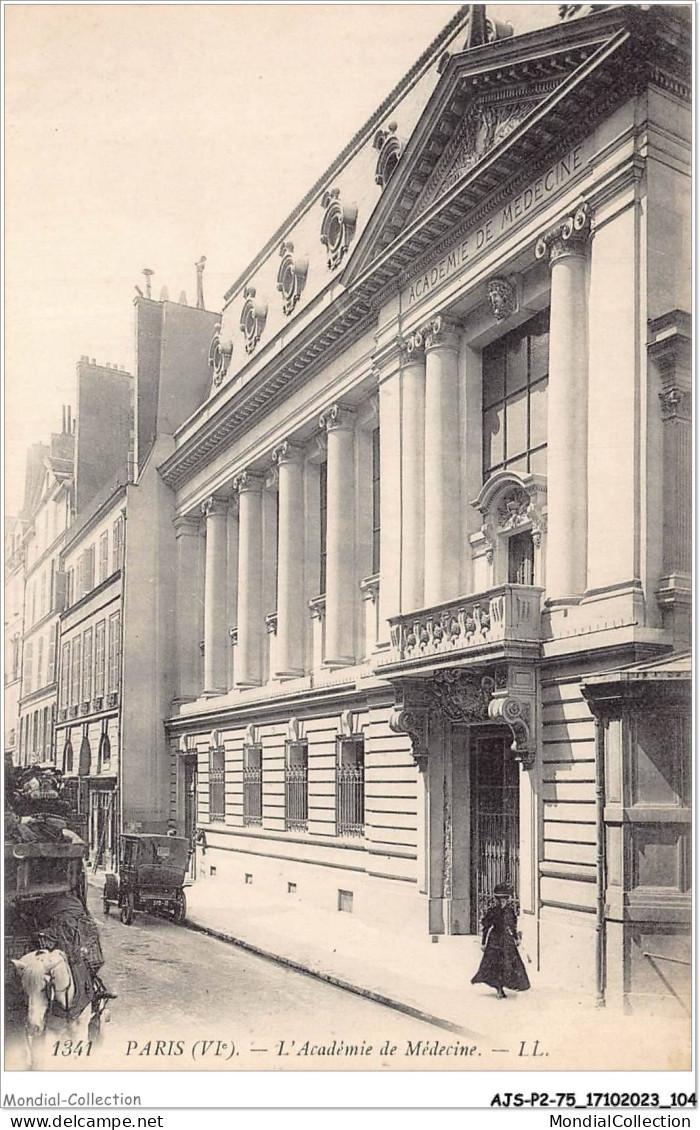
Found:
[3,0,693,1097]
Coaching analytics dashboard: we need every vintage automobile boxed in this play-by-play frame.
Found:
[102,833,189,925]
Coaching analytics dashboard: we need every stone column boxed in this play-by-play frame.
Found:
[233,471,264,686]
[200,497,228,695]
[272,440,305,677]
[319,403,356,666]
[174,514,204,702]
[423,315,462,607]
[401,333,426,613]
[535,203,591,602]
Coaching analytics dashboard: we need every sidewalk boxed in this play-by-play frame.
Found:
[89,872,689,1069]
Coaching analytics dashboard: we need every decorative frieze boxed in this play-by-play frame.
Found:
[208,324,233,389]
[535,201,593,264]
[320,188,358,270]
[239,285,268,354]
[277,241,308,316]
[373,122,404,189]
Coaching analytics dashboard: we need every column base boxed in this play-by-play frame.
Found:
[201,687,227,698]
[273,667,305,679]
[323,656,355,669]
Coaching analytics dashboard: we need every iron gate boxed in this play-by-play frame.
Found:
[470,733,520,931]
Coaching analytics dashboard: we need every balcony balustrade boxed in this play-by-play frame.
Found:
[384,584,543,670]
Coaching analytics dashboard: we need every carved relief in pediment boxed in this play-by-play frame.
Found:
[415,100,536,217]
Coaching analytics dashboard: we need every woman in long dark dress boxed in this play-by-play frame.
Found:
[471,883,530,999]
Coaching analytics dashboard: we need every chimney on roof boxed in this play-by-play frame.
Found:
[62,405,67,433]
[195,256,206,309]
[179,291,188,305]
[159,286,169,301]
[142,268,154,299]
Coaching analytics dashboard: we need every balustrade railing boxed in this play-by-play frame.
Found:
[388,584,542,664]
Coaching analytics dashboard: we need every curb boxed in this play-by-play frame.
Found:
[183,916,482,1042]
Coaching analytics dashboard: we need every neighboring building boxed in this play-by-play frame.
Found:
[157,3,690,1014]
[4,516,27,760]
[17,416,76,767]
[55,485,126,865]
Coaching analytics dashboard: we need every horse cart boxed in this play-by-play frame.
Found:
[102,833,189,925]
[5,835,112,1057]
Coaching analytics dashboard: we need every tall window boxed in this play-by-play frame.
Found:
[99,729,111,771]
[336,735,365,837]
[82,628,93,703]
[71,636,82,705]
[11,636,20,681]
[482,310,549,481]
[63,732,74,774]
[47,636,56,685]
[319,461,328,595]
[209,748,225,822]
[66,569,74,608]
[113,516,125,573]
[60,641,71,707]
[94,620,106,699]
[107,612,121,694]
[243,743,263,826]
[40,571,47,618]
[372,427,381,575]
[36,637,44,691]
[80,546,95,597]
[24,642,33,696]
[285,740,308,832]
[99,531,109,583]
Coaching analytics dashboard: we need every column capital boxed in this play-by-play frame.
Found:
[200,495,229,519]
[319,402,356,433]
[173,514,203,538]
[535,202,593,266]
[659,386,692,421]
[272,439,304,466]
[421,313,461,354]
[232,470,264,495]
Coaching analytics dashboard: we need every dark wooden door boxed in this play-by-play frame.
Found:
[470,733,520,932]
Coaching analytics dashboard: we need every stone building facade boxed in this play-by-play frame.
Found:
[160,4,691,1012]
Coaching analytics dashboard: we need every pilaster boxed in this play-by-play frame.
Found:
[319,403,356,666]
[233,471,264,687]
[173,514,204,703]
[422,313,462,607]
[200,496,228,696]
[272,440,305,677]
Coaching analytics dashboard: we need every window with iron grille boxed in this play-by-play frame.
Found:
[372,427,380,575]
[243,743,263,826]
[285,740,308,832]
[94,620,106,698]
[99,530,109,583]
[482,310,549,481]
[209,748,225,822]
[319,461,327,595]
[336,736,365,837]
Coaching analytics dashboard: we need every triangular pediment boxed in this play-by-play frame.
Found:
[341,7,657,295]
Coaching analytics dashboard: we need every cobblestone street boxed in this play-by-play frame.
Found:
[6,884,463,1072]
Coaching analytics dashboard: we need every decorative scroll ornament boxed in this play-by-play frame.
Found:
[535,202,592,265]
[421,313,461,352]
[488,695,535,768]
[487,276,518,323]
[287,716,302,742]
[277,241,308,316]
[473,471,547,563]
[200,495,229,519]
[319,402,356,433]
[373,121,404,189]
[659,386,691,421]
[339,710,360,738]
[320,188,358,270]
[208,323,233,387]
[232,470,263,495]
[388,681,431,770]
[239,285,268,354]
[431,669,494,724]
[209,730,222,749]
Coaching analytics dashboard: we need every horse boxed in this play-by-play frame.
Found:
[12,948,94,1069]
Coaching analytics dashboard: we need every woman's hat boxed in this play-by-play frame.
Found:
[494,882,513,897]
